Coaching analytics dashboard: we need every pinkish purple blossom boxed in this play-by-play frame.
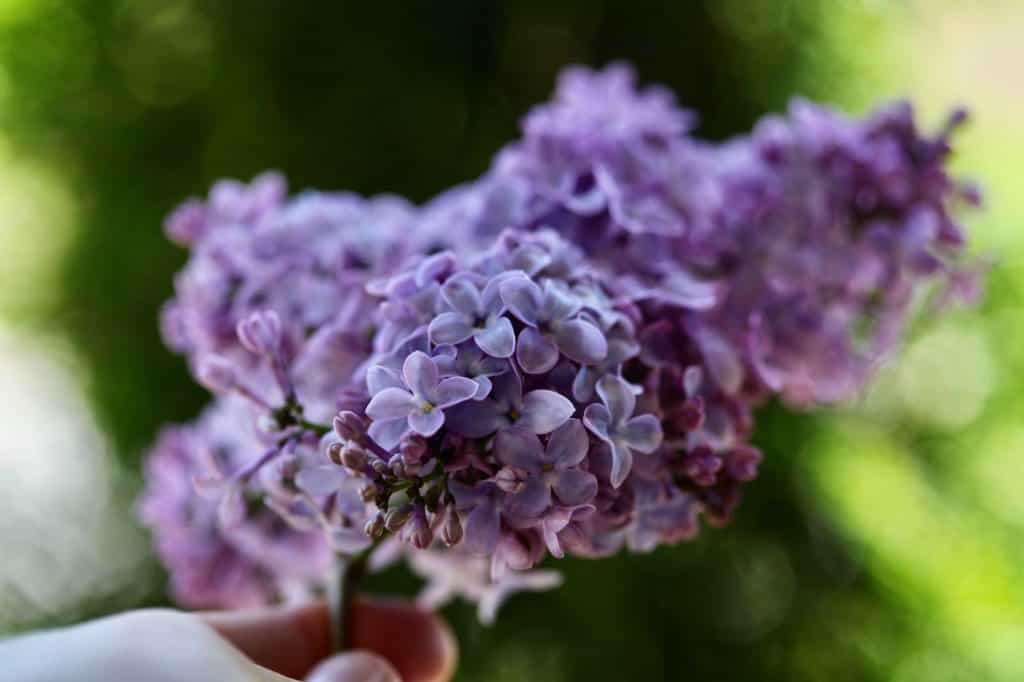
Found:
[141,62,981,624]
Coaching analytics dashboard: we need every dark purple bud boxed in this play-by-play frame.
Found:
[725,446,762,481]
[682,445,722,487]
[674,397,705,432]
[404,507,434,549]
[400,434,428,467]
[236,310,282,356]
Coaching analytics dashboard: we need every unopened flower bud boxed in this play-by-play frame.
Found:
[675,397,705,432]
[333,411,366,441]
[326,441,345,466]
[341,442,368,470]
[363,512,385,538]
[400,434,428,466]
[682,445,722,487]
[384,504,413,532]
[403,508,434,549]
[441,508,463,547]
[163,199,207,246]
[371,458,389,475]
[495,466,528,494]
[236,310,282,356]
[725,446,762,481]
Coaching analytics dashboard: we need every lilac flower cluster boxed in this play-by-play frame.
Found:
[139,63,979,621]
[138,397,330,608]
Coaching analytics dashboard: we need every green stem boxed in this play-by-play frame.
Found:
[298,418,331,436]
[328,551,366,653]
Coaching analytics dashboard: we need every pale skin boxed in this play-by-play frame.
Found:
[0,598,457,682]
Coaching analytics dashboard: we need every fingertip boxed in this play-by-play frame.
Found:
[305,651,401,682]
[351,599,457,682]
[204,598,457,682]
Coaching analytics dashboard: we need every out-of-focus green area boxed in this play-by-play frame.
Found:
[0,1,1020,680]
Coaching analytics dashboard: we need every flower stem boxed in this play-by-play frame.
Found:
[328,551,367,653]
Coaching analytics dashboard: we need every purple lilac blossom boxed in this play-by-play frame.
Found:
[138,400,329,608]
[142,62,980,624]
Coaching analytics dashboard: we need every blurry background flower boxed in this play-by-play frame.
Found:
[0,1,1021,681]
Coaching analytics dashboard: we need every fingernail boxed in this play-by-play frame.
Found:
[305,651,402,682]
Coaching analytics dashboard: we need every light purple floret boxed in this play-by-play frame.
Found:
[365,351,478,449]
[583,375,663,488]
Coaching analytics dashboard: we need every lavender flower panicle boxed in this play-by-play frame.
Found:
[141,63,980,624]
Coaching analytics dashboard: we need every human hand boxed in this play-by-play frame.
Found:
[0,598,456,682]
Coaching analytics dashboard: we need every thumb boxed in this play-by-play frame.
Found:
[305,651,402,682]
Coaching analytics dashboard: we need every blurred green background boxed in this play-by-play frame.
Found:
[0,0,1021,680]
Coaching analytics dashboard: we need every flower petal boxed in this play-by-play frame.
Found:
[328,526,373,554]
[366,365,405,395]
[408,408,445,438]
[471,374,493,400]
[541,519,565,559]
[218,484,245,529]
[403,351,439,401]
[572,365,600,402]
[480,275,509,314]
[516,327,559,375]
[368,417,409,450]
[596,374,636,426]
[441,275,482,316]
[545,418,589,467]
[542,280,582,321]
[474,315,516,358]
[507,244,552,276]
[623,414,664,453]
[494,426,545,471]
[463,502,500,556]
[432,345,458,376]
[504,477,551,519]
[365,387,416,421]
[415,251,456,287]
[434,376,479,408]
[446,400,506,438]
[295,464,348,496]
[476,354,510,377]
[554,469,598,506]
[553,318,608,365]
[693,325,743,395]
[428,312,474,346]
[500,276,542,326]
[520,389,575,434]
[449,479,490,510]
[582,403,612,440]
[608,438,634,488]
